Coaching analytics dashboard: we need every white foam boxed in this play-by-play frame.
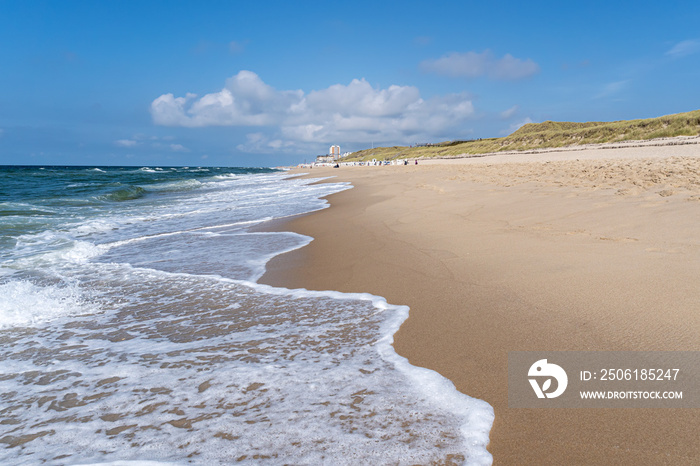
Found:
[146,179,202,192]
[0,266,493,464]
[0,279,97,329]
[70,220,120,237]
[1,170,494,464]
[99,219,274,251]
[10,235,104,271]
[77,462,181,466]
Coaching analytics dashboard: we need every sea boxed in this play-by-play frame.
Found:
[0,165,494,465]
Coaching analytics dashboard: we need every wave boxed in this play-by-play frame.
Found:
[213,173,237,180]
[0,279,98,329]
[146,179,203,192]
[0,170,495,463]
[0,265,493,463]
[0,202,56,217]
[101,185,147,202]
[139,167,165,173]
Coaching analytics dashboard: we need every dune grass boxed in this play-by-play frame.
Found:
[343,109,700,162]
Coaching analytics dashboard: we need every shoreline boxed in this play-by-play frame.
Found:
[260,145,700,464]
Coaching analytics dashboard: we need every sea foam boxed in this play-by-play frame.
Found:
[0,279,96,329]
[0,168,494,464]
[0,264,493,464]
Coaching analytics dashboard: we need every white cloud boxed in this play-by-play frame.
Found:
[169,143,189,152]
[500,105,519,119]
[115,135,189,152]
[237,133,300,153]
[152,71,477,150]
[490,54,540,80]
[236,132,265,152]
[114,139,138,147]
[501,117,534,135]
[666,39,700,58]
[420,50,539,80]
[151,71,303,127]
[305,80,422,117]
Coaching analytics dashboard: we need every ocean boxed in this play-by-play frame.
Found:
[0,166,493,465]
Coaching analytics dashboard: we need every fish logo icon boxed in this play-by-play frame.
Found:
[528,359,568,399]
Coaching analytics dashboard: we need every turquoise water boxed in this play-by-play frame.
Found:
[0,166,275,252]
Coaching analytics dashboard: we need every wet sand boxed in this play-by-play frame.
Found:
[259,143,700,464]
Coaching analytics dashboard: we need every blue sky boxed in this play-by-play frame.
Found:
[1,0,699,167]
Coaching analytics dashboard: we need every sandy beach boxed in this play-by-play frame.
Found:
[259,142,700,465]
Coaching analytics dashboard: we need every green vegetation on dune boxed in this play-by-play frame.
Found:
[343,109,700,162]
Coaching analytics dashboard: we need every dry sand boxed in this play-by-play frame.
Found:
[259,143,700,465]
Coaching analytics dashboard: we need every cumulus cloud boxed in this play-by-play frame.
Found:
[151,70,477,149]
[114,139,138,147]
[420,50,540,80]
[151,71,303,127]
[666,39,700,58]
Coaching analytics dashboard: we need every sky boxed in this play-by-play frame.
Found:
[1,0,699,167]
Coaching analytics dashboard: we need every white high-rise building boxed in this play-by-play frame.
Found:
[329,145,341,159]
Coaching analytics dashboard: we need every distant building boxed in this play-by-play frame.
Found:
[315,155,336,163]
[329,145,341,158]
[313,145,342,164]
